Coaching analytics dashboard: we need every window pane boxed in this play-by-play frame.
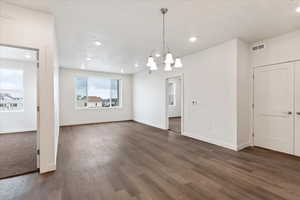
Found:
[0,69,23,90]
[111,80,120,107]
[75,77,87,108]
[168,82,176,106]
[0,69,24,111]
[87,78,111,108]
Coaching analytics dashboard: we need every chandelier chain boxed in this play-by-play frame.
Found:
[163,10,166,55]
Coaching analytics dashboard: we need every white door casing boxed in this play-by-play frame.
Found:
[294,62,300,156]
[254,63,294,154]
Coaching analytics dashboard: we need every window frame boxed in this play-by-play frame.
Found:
[74,76,123,110]
[0,68,25,113]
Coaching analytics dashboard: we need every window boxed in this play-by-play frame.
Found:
[0,69,24,112]
[75,77,121,109]
[168,82,176,106]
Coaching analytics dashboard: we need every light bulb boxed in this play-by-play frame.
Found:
[189,36,197,43]
[297,6,300,13]
[164,63,172,71]
[94,41,102,46]
[174,58,183,68]
[24,54,32,59]
[147,56,155,67]
[165,53,174,64]
[150,62,158,71]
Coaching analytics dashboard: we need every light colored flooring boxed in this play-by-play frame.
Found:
[1,122,300,200]
[0,131,37,179]
[169,117,181,133]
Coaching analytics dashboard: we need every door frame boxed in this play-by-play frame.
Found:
[251,62,297,153]
[0,43,41,169]
[165,74,184,134]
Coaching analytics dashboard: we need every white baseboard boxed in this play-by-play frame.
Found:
[60,119,133,127]
[237,143,251,151]
[40,163,56,174]
[0,129,37,134]
[182,132,237,151]
[133,119,167,130]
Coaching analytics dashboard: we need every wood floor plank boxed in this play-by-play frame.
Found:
[1,121,300,200]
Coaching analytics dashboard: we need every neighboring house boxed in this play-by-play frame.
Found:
[0,93,24,111]
[87,96,103,108]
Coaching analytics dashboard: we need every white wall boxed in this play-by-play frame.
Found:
[0,60,37,133]
[133,68,183,129]
[252,30,300,67]
[183,40,238,150]
[0,2,59,173]
[167,77,181,118]
[60,68,133,126]
[133,39,251,151]
[237,40,251,149]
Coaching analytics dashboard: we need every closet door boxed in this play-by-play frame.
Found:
[254,63,294,154]
[295,62,300,156]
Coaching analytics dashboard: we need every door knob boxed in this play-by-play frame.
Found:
[288,111,293,115]
[297,112,300,115]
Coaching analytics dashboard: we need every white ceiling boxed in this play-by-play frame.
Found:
[4,0,300,74]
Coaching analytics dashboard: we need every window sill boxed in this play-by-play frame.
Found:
[75,106,123,111]
[0,110,24,113]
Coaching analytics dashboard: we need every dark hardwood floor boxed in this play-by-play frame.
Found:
[0,131,37,179]
[1,121,300,200]
[169,117,181,133]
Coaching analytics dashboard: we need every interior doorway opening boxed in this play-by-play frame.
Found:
[166,76,183,134]
[0,45,39,179]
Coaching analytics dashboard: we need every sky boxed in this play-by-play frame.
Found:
[76,77,119,99]
[0,68,23,91]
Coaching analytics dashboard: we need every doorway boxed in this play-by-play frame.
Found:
[0,45,39,179]
[166,76,183,134]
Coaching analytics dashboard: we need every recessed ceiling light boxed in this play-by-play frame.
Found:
[134,63,139,67]
[189,36,197,43]
[121,68,124,73]
[86,57,92,61]
[94,41,102,46]
[24,54,31,59]
[296,6,300,13]
[155,53,161,58]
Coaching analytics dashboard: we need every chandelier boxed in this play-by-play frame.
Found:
[146,8,183,71]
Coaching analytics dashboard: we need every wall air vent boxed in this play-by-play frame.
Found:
[251,42,266,52]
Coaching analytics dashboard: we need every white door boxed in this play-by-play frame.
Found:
[254,63,294,154]
[294,62,300,156]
